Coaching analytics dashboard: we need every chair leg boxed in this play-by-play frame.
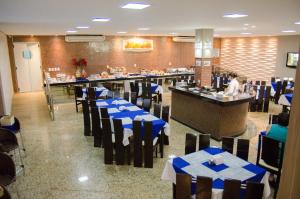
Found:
[18,147,25,175]
[19,131,26,154]
[76,102,78,112]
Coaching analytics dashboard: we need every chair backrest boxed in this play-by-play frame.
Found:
[144,121,153,168]
[258,86,265,101]
[153,103,161,118]
[271,77,276,82]
[102,118,113,164]
[259,135,283,168]
[255,81,260,85]
[82,99,91,136]
[90,101,101,146]
[130,82,135,92]
[176,173,192,199]
[198,134,210,151]
[131,92,137,105]
[222,137,234,154]
[222,179,241,199]
[142,98,152,112]
[113,119,125,165]
[282,80,288,94]
[100,108,109,119]
[196,176,212,199]
[133,120,143,167]
[185,133,197,155]
[172,79,177,86]
[123,92,130,101]
[144,83,152,98]
[0,152,16,185]
[134,82,139,95]
[87,87,96,100]
[236,139,250,161]
[74,86,83,98]
[158,79,163,86]
[261,81,266,86]
[245,181,264,199]
[162,106,170,122]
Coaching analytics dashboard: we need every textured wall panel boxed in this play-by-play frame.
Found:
[220,37,278,81]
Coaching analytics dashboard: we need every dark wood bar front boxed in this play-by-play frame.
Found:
[170,87,252,140]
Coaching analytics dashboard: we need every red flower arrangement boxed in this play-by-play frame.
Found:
[72,58,87,67]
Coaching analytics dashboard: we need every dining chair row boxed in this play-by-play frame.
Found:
[174,173,264,199]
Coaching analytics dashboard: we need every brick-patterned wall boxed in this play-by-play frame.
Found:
[220,37,278,81]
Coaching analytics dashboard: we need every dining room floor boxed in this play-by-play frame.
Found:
[7,91,281,199]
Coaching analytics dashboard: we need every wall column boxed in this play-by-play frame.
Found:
[194,29,214,87]
[277,48,300,198]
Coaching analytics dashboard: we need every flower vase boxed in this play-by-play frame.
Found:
[75,66,82,78]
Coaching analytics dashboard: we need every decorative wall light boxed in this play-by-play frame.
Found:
[123,38,153,52]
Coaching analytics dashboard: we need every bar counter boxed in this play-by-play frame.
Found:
[169,87,252,140]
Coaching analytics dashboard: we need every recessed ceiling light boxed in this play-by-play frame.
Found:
[138,28,150,31]
[241,32,252,35]
[92,18,110,22]
[78,176,89,182]
[76,26,89,29]
[122,3,151,9]
[294,22,300,25]
[117,31,127,34]
[244,23,249,26]
[66,30,78,33]
[251,25,256,28]
[281,30,296,33]
[223,13,248,18]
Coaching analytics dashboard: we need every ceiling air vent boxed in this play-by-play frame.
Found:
[172,36,195,43]
[65,35,106,42]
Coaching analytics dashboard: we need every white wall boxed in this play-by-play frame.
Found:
[275,35,300,79]
[0,32,14,115]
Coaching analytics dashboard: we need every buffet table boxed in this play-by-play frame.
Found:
[169,87,252,140]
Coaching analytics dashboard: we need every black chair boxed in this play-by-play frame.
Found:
[196,176,212,199]
[82,99,91,136]
[257,86,265,112]
[113,119,130,165]
[87,87,96,100]
[256,135,284,197]
[153,103,161,118]
[255,81,260,85]
[144,121,153,168]
[172,79,177,87]
[236,139,250,161]
[185,133,197,155]
[100,108,109,119]
[249,86,258,112]
[261,81,266,86]
[74,86,83,112]
[142,98,152,112]
[222,179,241,199]
[158,79,163,86]
[123,92,130,101]
[0,153,16,196]
[130,82,135,93]
[131,92,137,105]
[222,137,234,154]
[274,81,282,104]
[102,118,113,164]
[133,121,143,167]
[268,114,279,124]
[0,116,25,152]
[134,82,140,97]
[90,101,102,147]
[0,129,24,169]
[162,106,170,145]
[175,173,191,199]
[282,80,288,94]
[198,134,210,151]
[245,181,264,199]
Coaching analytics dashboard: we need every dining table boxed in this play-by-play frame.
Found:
[96,98,170,147]
[161,147,270,199]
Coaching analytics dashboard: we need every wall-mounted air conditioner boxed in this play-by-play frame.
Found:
[65,35,106,42]
[172,36,195,43]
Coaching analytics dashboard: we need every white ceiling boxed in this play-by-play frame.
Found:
[0,0,300,37]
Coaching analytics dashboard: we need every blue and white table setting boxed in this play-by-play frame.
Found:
[278,93,293,106]
[138,83,164,96]
[96,98,170,146]
[161,147,270,199]
[271,82,293,97]
[82,87,109,99]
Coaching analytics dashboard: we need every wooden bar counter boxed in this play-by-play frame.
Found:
[169,87,252,140]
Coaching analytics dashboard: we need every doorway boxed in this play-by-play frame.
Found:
[13,42,43,92]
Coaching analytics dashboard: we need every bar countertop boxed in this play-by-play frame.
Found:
[169,86,252,106]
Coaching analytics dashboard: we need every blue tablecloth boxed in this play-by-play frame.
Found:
[162,147,269,197]
[82,87,109,98]
[96,98,169,145]
[279,93,293,106]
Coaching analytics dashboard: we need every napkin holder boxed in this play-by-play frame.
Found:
[208,154,224,166]
[0,115,15,126]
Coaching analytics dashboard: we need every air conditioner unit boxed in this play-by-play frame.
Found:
[65,35,106,42]
[172,36,195,43]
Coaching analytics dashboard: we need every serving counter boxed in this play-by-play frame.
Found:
[169,87,252,140]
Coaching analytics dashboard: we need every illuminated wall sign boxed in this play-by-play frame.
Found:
[123,38,153,52]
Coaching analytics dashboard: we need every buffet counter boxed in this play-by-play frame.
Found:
[169,87,252,140]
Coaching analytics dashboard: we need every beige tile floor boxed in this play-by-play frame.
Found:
[7,91,281,199]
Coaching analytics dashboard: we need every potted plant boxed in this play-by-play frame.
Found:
[72,58,88,78]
